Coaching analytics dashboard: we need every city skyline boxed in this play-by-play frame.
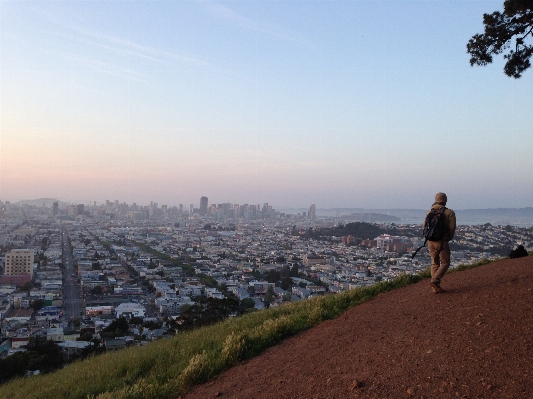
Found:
[1,1,532,210]
[5,196,533,222]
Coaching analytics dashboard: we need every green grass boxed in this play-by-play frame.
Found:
[0,259,494,399]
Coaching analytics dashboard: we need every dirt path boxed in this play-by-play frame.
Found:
[183,257,533,399]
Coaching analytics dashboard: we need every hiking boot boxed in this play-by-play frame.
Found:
[430,282,444,294]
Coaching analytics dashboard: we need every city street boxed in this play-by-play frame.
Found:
[61,228,82,323]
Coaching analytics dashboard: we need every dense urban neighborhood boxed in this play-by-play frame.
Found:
[0,199,531,381]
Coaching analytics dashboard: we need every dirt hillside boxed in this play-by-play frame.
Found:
[183,256,533,399]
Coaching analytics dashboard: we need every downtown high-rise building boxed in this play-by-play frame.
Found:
[200,196,208,216]
[309,203,316,220]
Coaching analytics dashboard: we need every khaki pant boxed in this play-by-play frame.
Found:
[428,240,450,285]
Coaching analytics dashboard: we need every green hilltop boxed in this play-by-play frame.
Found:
[0,259,495,399]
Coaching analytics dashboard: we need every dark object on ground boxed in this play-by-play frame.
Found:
[509,244,529,258]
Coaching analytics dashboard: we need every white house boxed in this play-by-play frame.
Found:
[115,303,146,319]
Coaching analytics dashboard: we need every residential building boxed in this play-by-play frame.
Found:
[115,303,146,319]
[1,249,34,287]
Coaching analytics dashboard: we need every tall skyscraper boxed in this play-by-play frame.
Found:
[200,196,208,216]
[309,203,316,220]
[52,201,59,216]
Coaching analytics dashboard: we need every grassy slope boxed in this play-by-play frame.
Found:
[0,259,493,399]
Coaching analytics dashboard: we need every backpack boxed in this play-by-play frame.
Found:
[423,207,447,242]
[411,207,447,258]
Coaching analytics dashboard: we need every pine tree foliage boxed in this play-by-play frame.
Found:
[467,0,533,78]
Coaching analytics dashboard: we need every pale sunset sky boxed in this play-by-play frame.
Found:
[1,0,532,210]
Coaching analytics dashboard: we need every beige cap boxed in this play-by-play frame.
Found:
[435,192,447,203]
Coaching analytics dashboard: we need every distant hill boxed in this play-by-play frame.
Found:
[456,207,533,226]
[341,213,400,222]
[16,198,72,207]
[280,207,533,226]
[299,222,396,240]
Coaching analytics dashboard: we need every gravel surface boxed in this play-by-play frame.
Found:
[183,256,533,399]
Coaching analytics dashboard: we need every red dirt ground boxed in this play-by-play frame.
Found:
[183,256,533,399]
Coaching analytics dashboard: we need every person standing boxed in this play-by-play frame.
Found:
[426,192,456,294]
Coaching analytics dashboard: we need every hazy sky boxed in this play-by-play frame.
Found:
[1,1,532,210]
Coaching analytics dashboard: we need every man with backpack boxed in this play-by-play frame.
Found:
[425,192,456,294]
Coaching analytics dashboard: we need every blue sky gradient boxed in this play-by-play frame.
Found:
[1,1,532,209]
